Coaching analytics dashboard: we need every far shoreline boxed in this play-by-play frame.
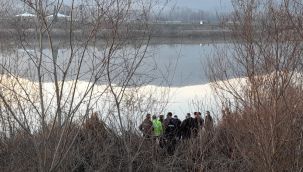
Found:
[0,29,233,46]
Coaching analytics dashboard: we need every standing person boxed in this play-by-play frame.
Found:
[186,113,191,119]
[152,115,163,144]
[173,115,181,127]
[164,112,177,155]
[152,115,163,146]
[159,114,165,129]
[164,112,173,129]
[139,113,153,138]
[172,115,182,140]
[180,113,195,139]
[204,111,214,132]
[158,114,165,147]
[159,114,164,123]
[193,112,204,138]
[164,112,176,138]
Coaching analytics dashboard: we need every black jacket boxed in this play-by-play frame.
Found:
[180,117,195,139]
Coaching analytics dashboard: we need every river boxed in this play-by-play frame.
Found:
[0,40,231,120]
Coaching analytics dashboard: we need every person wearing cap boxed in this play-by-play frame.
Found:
[139,113,153,138]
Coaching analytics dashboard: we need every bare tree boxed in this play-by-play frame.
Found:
[209,0,303,171]
[0,0,171,171]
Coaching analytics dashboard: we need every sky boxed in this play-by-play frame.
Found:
[62,0,233,13]
[170,0,232,12]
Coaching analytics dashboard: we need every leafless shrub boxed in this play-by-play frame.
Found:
[209,0,303,171]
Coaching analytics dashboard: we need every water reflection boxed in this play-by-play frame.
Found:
[0,40,224,87]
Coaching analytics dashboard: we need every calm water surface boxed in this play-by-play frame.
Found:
[0,41,225,87]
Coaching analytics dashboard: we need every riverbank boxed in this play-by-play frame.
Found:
[0,19,232,40]
[0,28,232,40]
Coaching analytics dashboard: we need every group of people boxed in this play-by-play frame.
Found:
[139,111,214,153]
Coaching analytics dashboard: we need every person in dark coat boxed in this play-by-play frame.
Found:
[180,113,195,139]
[159,114,164,124]
[159,114,165,130]
[172,115,182,140]
[173,115,181,126]
[164,112,177,138]
[164,112,173,129]
[158,114,166,147]
[163,112,178,155]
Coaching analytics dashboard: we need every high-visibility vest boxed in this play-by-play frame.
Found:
[152,119,163,136]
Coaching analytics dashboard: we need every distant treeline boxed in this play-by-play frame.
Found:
[0,18,231,39]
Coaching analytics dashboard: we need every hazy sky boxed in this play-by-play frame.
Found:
[171,0,232,12]
[63,0,233,12]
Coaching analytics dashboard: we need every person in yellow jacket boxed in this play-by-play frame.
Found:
[152,115,163,144]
